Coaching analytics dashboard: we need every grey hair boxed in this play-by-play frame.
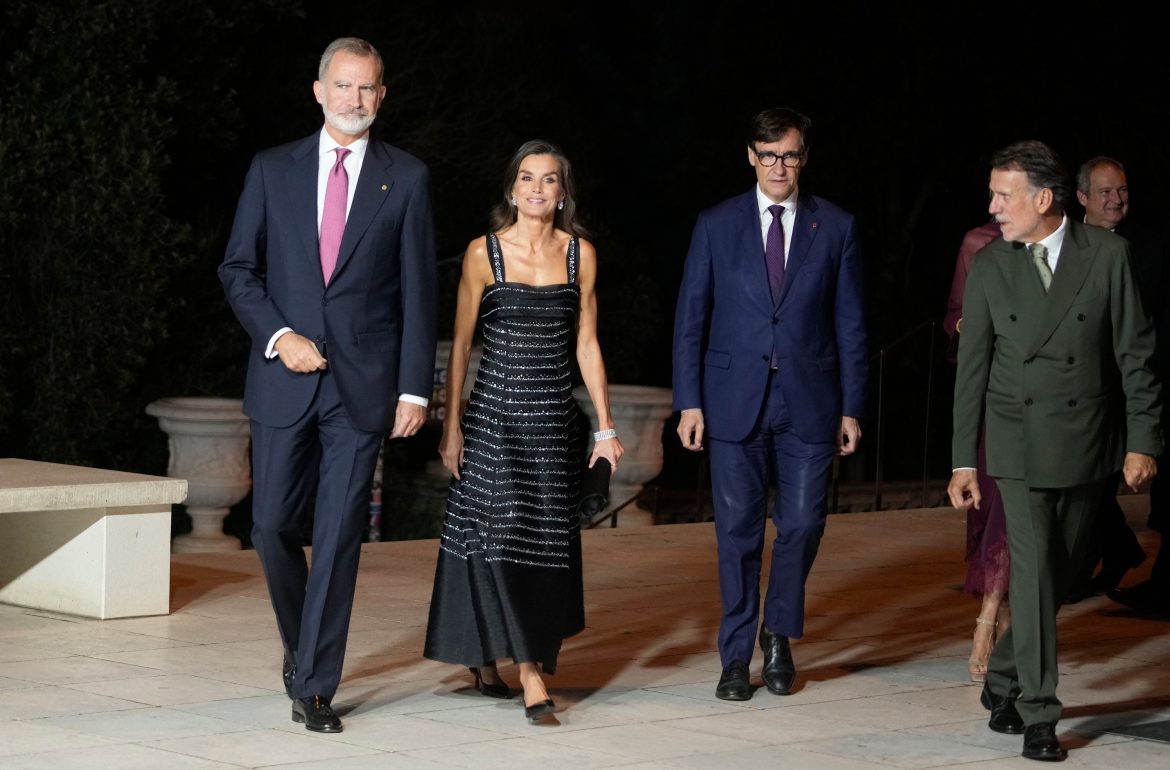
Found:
[318,37,383,84]
[1076,156,1126,194]
[991,140,1071,211]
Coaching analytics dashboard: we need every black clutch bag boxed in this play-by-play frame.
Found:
[578,457,612,524]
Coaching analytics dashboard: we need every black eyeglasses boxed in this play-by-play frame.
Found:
[753,148,804,168]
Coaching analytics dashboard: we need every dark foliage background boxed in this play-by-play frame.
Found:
[2,0,1167,484]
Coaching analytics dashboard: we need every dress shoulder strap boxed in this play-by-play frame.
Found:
[486,232,506,283]
[567,236,579,286]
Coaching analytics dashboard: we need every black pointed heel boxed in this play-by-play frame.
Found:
[469,666,512,699]
[524,698,555,723]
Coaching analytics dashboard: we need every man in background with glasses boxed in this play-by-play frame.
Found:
[672,107,869,701]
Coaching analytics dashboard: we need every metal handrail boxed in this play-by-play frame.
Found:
[586,319,945,526]
[872,319,940,511]
[583,485,660,529]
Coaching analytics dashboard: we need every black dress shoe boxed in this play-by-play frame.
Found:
[715,661,752,701]
[1021,722,1063,761]
[1091,545,1147,594]
[1062,575,1098,605]
[470,666,512,699]
[282,651,296,700]
[524,698,555,723]
[759,626,795,695]
[292,695,343,733]
[980,682,1024,734]
[1108,580,1170,615]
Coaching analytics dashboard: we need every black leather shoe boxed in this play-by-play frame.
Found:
[981,682,1024,734]
[1062,575,1098,604]
[1021,722,1062,761]
[759,626,795,695]
[1108,580,1170,615]
[292,695,343,733]
[282,651,296,700]
[470,666,512,699]
[524,698,555,723]
[1091,544,1147,594]
[715,661,752,701]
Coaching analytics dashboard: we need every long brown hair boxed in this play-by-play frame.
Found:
[488,140,588,237]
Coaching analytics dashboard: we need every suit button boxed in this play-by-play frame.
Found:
[321,298,329,306]
[772,318,779,325]
[1024,398,1033,406]
[1010,314,1018,321]
[1068,399,1077,407]
[1024,358,1032,365]
[1067,356,1075,364]
[761,355,768,362]
[1077,313,1086,321]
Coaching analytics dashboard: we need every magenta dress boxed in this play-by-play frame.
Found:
[945,222,1010,597]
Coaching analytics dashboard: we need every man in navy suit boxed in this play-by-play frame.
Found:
[673,107,868,701]
[219,37,437,732]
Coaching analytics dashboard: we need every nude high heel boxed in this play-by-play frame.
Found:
[968,616,997,683]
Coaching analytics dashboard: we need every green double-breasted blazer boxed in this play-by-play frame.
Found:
[952,218,1163,488]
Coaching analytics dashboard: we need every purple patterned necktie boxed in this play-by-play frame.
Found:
[765,204,786,304]
[320,147,351,286]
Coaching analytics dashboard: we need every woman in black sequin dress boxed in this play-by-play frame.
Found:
[424,140,624,722]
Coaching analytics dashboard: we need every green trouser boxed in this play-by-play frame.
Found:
[988,477,1106,725]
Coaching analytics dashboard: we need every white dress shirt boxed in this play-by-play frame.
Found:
[756,185,797,263]
[266,127,426,407]
[1025,215,1068,273]
[953,215,1069,472]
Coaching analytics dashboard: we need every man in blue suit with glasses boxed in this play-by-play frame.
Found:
[672,107,868,701]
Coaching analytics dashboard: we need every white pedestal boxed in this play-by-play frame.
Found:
[431,340,482,423]
[574,384,673,526]
[146,397,251,552]
[0,459,186,618]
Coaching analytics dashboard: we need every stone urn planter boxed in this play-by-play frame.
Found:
[146,397,251,552]
[371,340,483,540]
[574,384,673,526]
[430,340,482,423]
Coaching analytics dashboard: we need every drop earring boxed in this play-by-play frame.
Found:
[510,196,516,206]
[557,200,564,210]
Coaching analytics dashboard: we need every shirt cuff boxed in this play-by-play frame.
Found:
[399,393,429,407]
[265,327,294,359]
[952,467,977,472]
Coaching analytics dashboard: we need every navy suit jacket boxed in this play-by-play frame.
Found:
[219,132,438,434]
[672,188,868,444]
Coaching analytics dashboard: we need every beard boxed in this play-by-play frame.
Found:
[323,105,376,136]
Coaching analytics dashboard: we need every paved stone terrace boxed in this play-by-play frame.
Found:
[0,497,1166,768]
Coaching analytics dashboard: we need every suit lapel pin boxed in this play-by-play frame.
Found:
[811,222,818,229]
[381,184,388,191]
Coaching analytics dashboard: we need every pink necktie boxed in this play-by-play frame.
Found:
[320,147,351,285]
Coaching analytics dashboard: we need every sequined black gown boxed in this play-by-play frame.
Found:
[424,233,585,672]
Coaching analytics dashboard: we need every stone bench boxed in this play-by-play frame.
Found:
[0,458,187,619]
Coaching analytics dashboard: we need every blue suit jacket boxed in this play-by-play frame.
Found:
[672,188,868,443]
[219,132,438,433]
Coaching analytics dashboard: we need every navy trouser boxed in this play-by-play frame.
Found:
[251,369,383,700]
[709,372,835,666]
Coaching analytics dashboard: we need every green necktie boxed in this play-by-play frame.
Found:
[1029,243,1052,292]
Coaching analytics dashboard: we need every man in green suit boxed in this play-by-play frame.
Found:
[949,140,1162,762]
